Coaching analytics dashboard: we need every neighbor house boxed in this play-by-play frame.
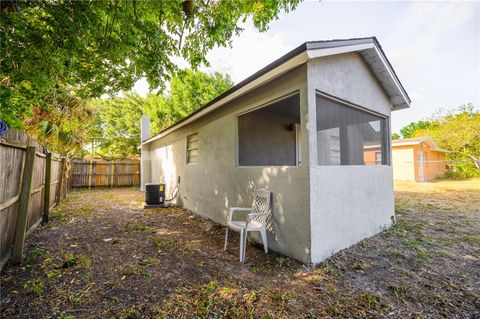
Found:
[392,137,448,182]
[140,37,411,264]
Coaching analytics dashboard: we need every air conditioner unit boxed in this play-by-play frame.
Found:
[144,183,166,208]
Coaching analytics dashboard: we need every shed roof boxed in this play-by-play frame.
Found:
[392,137,449,153]
[142,37,410,145]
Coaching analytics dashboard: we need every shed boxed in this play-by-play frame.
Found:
[392,137,449,182]
[140,37,411,264]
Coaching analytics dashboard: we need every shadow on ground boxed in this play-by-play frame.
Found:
[1,182,479,318]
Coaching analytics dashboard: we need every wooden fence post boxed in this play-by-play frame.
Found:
[88,160,93,188]
[56,157,65,205]
[12,146,36,264]
[113,160,118,187]
[110,162,114,188]
[62,160,68,199]
[42,152,52,224]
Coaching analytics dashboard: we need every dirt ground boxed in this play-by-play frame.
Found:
[1,179,479,318]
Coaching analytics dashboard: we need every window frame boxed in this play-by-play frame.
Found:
[235,91,301,167]
[186,132,199,164]
[375,151,382,165]
[315,90,391,166]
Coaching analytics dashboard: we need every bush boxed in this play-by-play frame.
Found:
[444,161,480,179]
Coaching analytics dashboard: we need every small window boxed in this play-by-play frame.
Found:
[316,95,388,166]
[186,133,198,163]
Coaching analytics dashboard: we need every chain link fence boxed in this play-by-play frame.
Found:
[394,159,479,182]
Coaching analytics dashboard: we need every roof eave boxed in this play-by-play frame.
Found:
[142,48,309,145]
[307,37,411,111]
[392,102,410,111]
[142,37,410,146]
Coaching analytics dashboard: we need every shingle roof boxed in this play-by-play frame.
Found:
[392,137,429,144]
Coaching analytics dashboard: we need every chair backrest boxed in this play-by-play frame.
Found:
[249,189,271,224]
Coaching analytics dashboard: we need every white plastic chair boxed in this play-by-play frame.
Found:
[224,189,271,262]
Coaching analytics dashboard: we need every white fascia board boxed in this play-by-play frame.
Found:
[393,138,429,147]
[393,142,449,153]
[308,43,410,111]
[306,43,374,59]
[392,142,422,147]
[142,51,308,145]
[372,45,411,110]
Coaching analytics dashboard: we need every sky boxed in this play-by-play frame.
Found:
[133,0,480,134]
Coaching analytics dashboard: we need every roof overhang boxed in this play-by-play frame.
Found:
[305,38,411,110]
[142,50,308,145]
[392,137,450,153]
[392,141,424,147]
[142,37,410,146]
[392,138,429,147]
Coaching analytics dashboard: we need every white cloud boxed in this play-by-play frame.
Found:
[203,21,296,83]
[410,87,428,101]
[131,77,149,96]
[387,1,477,72]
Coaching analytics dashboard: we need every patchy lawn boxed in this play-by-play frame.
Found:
[1,180,479,318]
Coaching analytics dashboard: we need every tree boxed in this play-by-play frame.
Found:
[391,133,400,140]
[166,69,233,120]
[413,104,480,178]
[0,0,301,128]
[399,120,432,139]
[88,69,233,158]
[23,94,93,157]
[397,104,480,179]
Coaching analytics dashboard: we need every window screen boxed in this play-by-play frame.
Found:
[316,95,387,166]
[186,133,198,163]
[238,94,300,166]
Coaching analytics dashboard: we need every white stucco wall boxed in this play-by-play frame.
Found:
[146,66,313,263]
[307,53,395,263]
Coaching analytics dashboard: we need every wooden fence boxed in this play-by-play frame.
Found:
[0,129,68,270]
[69,159,140,188]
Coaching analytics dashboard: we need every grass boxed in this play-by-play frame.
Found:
[23,278,45,296]
[394,178,480,193]
[463,234,480,244]
[2,181,479,318]
[150,235,174,252]
[50,203,95,222]
[124,221,152,233]
[25,247,47,263]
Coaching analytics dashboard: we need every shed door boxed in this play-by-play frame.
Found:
[417,151,424,182]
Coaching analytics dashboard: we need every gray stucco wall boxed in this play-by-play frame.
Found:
[307,52,395,263]
[143,51,397,264]
[147,65,312,263]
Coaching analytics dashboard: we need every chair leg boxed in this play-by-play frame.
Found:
[239,229,244,262]
[224,227,229,251]
[260,229,268,253]
[243,230,248,262]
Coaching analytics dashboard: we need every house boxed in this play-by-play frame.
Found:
[140,37,411,264]
[392,137,448,182]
